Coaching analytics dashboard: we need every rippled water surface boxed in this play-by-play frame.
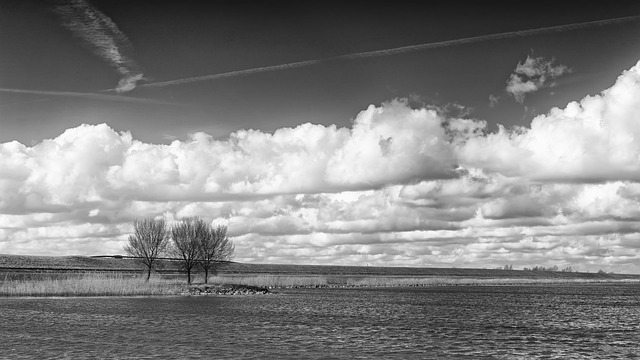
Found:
[1,285,639,359]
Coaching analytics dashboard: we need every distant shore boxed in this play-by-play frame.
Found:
[1,254,639,297]
[2,253,638,280]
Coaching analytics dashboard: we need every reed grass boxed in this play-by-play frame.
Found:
[343,276,640,287]
[202,275,640,288]
[0,273,184,297]
[3,273,637,297]
[209,275,328,288]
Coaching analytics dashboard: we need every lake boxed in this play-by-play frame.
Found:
[1,284,639,359]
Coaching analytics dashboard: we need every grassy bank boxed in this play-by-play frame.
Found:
[211,275,329,288]
[2,253,640,297]
[340,276,640,287]
[0,274,327,297]
[0,273,329,297]
[2,273,639,297]
[0,274,184,297]
[207,274,640,288]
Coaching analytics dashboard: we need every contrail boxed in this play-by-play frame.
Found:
[0,87,184,106]
[138,15,640,89]
[53,0,143,93]
[0,98,49,108]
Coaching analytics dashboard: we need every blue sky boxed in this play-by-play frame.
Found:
[1,0,640,272]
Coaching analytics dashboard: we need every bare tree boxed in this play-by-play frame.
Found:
[170,217,205,284]
[124,217,169,281]
[198,224,235,284]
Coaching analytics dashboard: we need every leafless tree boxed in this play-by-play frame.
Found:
[170,217,204,284]
[198,224,235,284]
[124,217,169,281]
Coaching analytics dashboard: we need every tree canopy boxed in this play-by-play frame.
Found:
[124,217,169,281]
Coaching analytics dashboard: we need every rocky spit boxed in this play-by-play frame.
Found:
[183,284,271,296]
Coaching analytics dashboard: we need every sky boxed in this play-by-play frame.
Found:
[1,1,640,273]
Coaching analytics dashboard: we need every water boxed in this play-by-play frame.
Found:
[1,285,639,359]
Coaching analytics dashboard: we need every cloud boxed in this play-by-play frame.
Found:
[461,59,640,182]
[488,94,499,107]
[116,73,144,94]
[53,0,143,93]
[505,55,571,103]
[2,59,640,272]
[0,100,456,213]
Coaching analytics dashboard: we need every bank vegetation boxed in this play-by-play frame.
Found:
[0,273,184,297]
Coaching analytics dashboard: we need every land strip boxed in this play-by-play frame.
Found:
[2,254,639,281]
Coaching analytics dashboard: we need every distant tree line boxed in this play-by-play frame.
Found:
[497,264,574,272]
[124,216,234,284]
[523,265,573,272]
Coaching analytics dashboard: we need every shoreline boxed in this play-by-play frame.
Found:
[2,254,639,297]
[2,274,638,298]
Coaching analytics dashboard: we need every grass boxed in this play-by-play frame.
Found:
[209,275,328,288]
[0,273,328,297]
[0,273,184,297]
[201,274,640,288]
[3,272,639,297]
[2,253,640,297]
[341,276,640,287]
[0,254,178,272]
[0,273,329,297]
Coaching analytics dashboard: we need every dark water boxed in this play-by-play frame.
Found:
[1,285,639,359]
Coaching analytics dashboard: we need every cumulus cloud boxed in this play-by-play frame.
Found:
[2,59,640,272]
[54,0,143,93]
[505,55,571,103]
[461,59,640,182]
[0,99,457,210]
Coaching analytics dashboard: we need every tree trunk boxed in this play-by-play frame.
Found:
[187,268,191,284]
[204,268,209,284]
[146,267,151,282]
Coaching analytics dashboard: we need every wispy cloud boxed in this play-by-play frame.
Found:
[0,98,50,108]
[0,87,182,106]
[138,15,639,89]
[488,94,499,108]
[506,55,572,103]
[53,0,143,93]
